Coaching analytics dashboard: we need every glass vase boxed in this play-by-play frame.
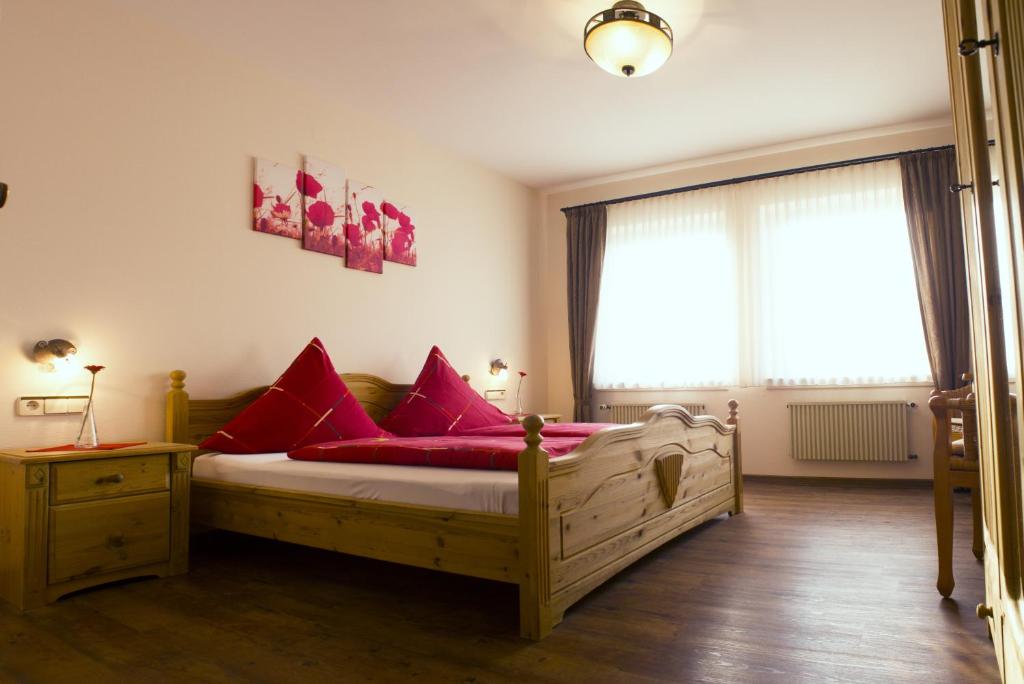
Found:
[75,397,99,449]
[515,375,526,416]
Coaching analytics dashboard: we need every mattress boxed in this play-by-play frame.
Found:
[193,451,520,514]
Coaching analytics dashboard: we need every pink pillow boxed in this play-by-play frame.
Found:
[381,346,513,436]
[199,337,388,454]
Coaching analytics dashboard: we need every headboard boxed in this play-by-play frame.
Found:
[165,369,468,447]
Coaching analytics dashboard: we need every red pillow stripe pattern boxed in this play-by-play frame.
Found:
[199,337,388,454]
[380,346,513,437]
[458,422,616,438]
[289,435,584,470]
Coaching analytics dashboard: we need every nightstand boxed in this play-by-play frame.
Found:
[512,413,562,424]
[0,442,195,610]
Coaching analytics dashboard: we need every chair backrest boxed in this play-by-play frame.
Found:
[929,372,978,462]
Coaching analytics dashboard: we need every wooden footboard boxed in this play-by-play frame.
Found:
[517,403,741,639]
[166,370,739,640]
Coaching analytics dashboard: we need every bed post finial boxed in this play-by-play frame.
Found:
[726,399,742,516]
[166,370,190,444]
[518,414,553,640]
[522,414,545,451]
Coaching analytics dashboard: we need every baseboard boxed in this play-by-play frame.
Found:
[745,474,932,489]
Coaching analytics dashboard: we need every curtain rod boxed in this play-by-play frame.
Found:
[560,142,968,213]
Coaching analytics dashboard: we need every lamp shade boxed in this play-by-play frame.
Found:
[584,2,672,78]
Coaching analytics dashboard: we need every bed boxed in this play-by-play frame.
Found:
[166,370,743,639]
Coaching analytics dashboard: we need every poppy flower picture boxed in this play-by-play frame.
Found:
[381,200,417,267]
[345,182,384,274]
[253,158,302,239]
[301,157,347,257]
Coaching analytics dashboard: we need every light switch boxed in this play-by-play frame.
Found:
[17,398,45,416]
[66,397,87,414]
[44,398,69,414]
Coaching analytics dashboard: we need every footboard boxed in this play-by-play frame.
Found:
[517,402,741,639]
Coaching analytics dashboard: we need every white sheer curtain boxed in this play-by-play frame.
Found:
[592,159,932,389]
[593,188,740,388]
[747,160,931,385]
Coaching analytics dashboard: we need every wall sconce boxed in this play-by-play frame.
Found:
[489,358,509,379]
[0,182,7,208]
[33,339,77,371]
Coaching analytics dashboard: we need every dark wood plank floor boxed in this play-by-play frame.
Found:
[0,480,999,683]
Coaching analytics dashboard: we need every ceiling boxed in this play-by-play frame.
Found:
[120,0,951,188]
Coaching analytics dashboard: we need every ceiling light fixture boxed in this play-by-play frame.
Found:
[584,1,673,78]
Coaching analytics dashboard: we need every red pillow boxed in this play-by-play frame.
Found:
[380,346,513,436]
[199,338,388,454]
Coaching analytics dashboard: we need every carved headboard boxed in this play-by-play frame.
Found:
[165,369,468,447]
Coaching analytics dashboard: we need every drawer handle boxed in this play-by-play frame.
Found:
[96,473,125,485]
[107,534,126,549]
[977,603,994,619]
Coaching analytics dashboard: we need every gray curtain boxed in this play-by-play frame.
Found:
[564,204,608,422]
[900,148,971,390]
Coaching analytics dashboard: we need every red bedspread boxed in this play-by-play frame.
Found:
[288,435,588,470]
[460,422,615,438]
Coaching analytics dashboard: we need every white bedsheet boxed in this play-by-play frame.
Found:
[193,452,520,515]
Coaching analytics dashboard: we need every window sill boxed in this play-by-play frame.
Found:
[594,386,732,392]
[595,382,935,391]
[763,381,934,390]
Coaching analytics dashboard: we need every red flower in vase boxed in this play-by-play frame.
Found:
[253,183,264,209]
[306,201,335,228]
[381,201,400,220]
[518,371,527,378]
[297,170,323,198]
[84,365,105,374]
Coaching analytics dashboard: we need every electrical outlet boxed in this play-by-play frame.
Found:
[16,395,88,416]
[17,398,44,416]
[485,389,506,401]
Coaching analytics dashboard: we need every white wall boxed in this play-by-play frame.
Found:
[542,123,956,479]
[0,1,541,448]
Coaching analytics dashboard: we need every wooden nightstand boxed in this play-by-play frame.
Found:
[511,413,562,424]
[0,442,194,610]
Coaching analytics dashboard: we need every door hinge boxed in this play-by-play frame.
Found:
[959,34,1000,57]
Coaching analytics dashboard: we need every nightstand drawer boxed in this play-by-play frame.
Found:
[49,493,170,583]
[51,454,170,504]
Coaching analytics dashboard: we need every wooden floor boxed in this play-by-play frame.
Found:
[0,479,999,683]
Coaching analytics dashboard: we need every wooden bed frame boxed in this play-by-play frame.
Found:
[166,370,742,639]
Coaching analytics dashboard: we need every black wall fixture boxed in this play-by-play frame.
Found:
[0,182,7,208]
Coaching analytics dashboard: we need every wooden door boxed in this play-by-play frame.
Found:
[944,0,1024,679]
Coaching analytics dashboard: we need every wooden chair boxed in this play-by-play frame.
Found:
[929,373,982,598]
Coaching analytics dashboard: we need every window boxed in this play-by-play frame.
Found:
[593,187,740,388]
[592,159,932,389]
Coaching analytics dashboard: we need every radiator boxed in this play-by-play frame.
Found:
[600,402,707,424]
[789,401,912,462]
